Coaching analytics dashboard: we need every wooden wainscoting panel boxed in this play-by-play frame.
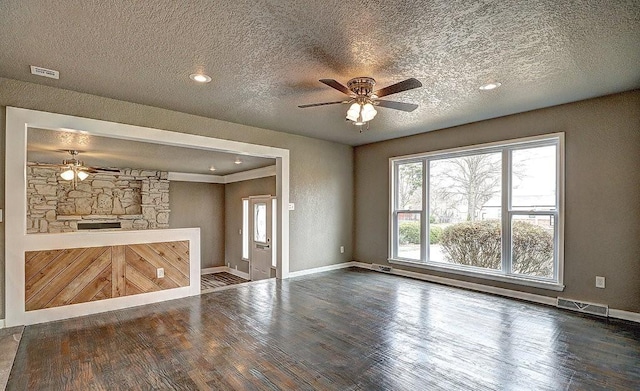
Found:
[24,241,191,311]
[25,249,63,281]
[48,249,112,308]
[112,246,126,297]
[69,264,112,305]
[126,243,189,288]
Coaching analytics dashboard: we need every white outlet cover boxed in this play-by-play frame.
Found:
[595,276,605,288]
[157,268,165,278]
[288,203,295,210]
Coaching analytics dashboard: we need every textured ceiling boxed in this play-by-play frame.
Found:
[1,1,639,146]
[27,128,275,176]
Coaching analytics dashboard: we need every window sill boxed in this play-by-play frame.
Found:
[241,258,249,262]
[388,258,565,291]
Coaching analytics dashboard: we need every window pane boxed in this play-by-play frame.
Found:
[242,200,249,259]
[397,213,421,260]
[397,162,423,210]
[512,145,556,210]
[254,203,267,243]
[429,152,502,270]
[511,215,555,279]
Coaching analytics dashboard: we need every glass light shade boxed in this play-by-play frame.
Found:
[346,103,361,122]
[77,171,89,181]
[361,103,377,122]
[60,169,75,181]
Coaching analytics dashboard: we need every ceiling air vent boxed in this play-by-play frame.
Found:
[557,297,608,317]
[30,65,59,79]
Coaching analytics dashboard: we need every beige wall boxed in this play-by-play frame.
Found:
[354,90,640,312]
[224,176,277,274]
[0,77,354,319]
[169,181,225,269]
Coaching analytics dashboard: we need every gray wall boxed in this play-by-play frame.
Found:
[224,176,276,274]
[0,77,354,319]
[169,181,225,269]
[354,90,640,312]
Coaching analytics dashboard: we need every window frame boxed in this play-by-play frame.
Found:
[388,133,565,291]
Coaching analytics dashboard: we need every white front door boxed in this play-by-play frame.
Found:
[250,196,272,281]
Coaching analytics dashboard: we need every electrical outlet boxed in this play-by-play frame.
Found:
[156,268,164,278]
[288,203,295,210]
[239,229,242,235]
[340,246,345,254]
[595,276,605,289]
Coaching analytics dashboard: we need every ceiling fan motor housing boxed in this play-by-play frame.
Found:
[347,77,376,97]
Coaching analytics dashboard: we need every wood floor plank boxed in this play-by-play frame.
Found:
[7,268,640,390]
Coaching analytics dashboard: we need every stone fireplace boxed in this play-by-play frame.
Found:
[27,167,170,233]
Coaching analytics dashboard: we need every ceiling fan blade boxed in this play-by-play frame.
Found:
[298,101,346,108]
[27,162,63,167]
[375,100,419,112]
[319,79,352,96]
[373,78,422,98]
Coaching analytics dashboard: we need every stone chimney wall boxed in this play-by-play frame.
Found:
[27,167,170,233]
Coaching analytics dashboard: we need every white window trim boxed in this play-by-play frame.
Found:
[389,133,565,291]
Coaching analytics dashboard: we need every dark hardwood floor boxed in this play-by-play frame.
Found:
[7,267,640,390]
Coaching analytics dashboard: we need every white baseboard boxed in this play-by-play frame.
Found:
[227,268,250,280]
[201,266,227,275]
[609,309,640,323]
[288,262,354,278]
[0,319,5,329]
[350,262,639,324]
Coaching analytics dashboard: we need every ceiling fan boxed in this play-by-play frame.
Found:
[28,150,120,187]
[298,77,423,129]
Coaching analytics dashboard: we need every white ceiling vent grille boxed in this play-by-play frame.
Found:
[30,65,59,79]
[557,297,609,317]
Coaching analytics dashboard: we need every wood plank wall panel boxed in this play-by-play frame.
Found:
[24,240,190,311]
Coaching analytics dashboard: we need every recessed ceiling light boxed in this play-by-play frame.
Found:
[479,82,502,91]
[234,157,242,165]
[209,166,216,172]
[189,73,211,83]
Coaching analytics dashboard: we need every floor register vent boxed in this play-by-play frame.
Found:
[557,297,609,317]
[372,264,393,273]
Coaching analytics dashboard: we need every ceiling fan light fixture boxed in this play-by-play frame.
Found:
[60,169,74,181]
[346,103,361,122]
[209,166,216,172]
[234,157,242,165]
[77,171,89,181]
[361,103,377,122]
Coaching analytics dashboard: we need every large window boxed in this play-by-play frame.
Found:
[390,134,564,289]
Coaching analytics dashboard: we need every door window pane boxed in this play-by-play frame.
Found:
[397,162,423,210]
[397,212,421,260]
[254,203,267,243]
[512,145,556,210]
[511,215,555,278]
